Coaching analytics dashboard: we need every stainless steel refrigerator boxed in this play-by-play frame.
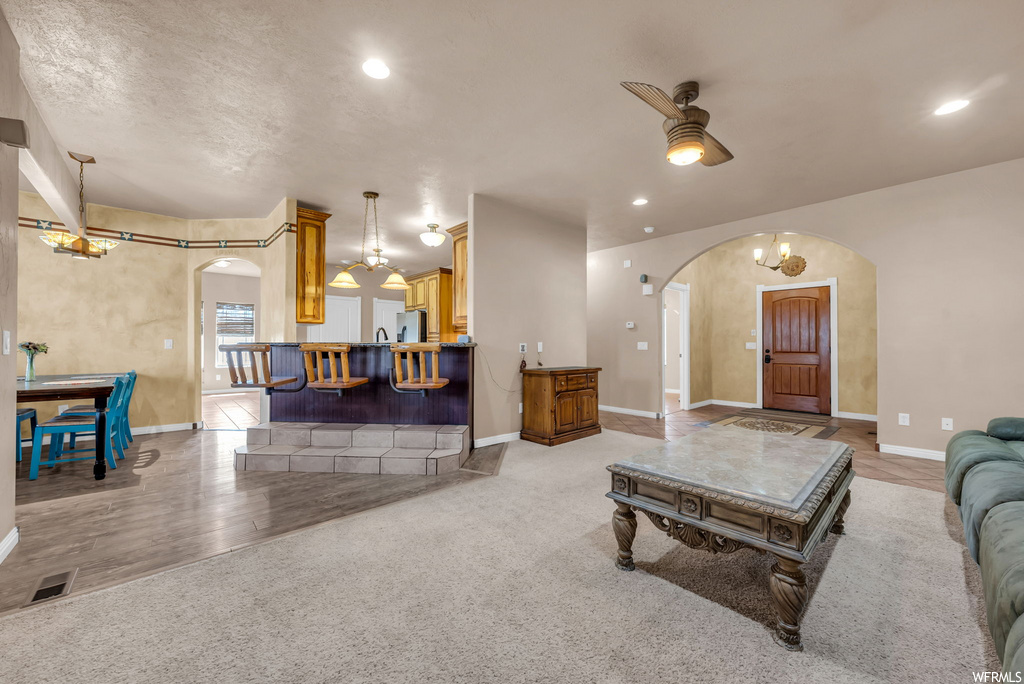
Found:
[396,310,426,343]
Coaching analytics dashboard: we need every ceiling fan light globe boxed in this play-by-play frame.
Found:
[667,142,704,166]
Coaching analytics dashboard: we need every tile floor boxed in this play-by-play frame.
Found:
[202,391,261,430]
[600,395,946,492]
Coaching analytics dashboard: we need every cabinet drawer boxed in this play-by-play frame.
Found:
[587,373,598,388]
[567,374,587,390]
[554,376,568,392]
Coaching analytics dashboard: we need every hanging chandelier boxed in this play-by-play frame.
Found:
[39,152,119,259]
[329,191,410,290]
[753,234,806,277]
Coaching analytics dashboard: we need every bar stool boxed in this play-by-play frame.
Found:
[299,344,368,395]
[390,343,450,393]
[16,408,36,462]
[219,344,298,391]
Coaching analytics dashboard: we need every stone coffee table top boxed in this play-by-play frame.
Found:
[611,425,850,515]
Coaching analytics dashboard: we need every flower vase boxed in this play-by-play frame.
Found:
[25,353,36,382]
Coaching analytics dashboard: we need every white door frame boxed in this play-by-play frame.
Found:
[663,282,691,412]
[756,278,838,416]
[373,297,405,343]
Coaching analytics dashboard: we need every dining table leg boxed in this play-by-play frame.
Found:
[94,395,107,480]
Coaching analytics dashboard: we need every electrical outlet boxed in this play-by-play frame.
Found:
[216,374,221,381]
[518,343,527,354]
[898,413,910,426]
[942,418,954,431]
[745,342,757,350]
[537,342,543,353]
[164,339,174,350]
[637,341,649,351]
[518,402,523,414]
[750,329,757,337]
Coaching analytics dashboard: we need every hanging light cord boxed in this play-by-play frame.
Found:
[359,194,369,265]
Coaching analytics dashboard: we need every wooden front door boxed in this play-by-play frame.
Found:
[762,286,831,414]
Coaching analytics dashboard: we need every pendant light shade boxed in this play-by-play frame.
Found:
[380,272,410,290]
[419,223,446,247]
[39,231,79,249]
[329,270,361,288]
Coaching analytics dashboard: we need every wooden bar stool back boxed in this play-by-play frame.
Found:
[219,343,298,389]
[390,343,450,390]
[299,344,369,391]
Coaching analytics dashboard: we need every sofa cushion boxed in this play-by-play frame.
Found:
[1004,615,1024,678]
[946,431,1024,505]
[960,461,1024,562]
[1009,442,1024,460]
[989,418,1024,442]
[980,501,1024,660]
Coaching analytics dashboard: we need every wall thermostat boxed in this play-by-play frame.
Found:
[626,321,635,329]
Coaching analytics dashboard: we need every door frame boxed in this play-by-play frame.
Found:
[662,282,691,413]
[756,278,838,416]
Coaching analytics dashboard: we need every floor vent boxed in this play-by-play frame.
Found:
[26,568,78,606]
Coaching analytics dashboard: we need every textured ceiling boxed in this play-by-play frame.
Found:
[5,0,1024,273]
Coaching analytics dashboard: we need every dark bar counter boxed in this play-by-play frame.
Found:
[268,343,474,431]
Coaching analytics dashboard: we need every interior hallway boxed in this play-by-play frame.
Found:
[600,396,946,493]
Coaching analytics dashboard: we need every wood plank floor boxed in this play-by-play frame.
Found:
[2,430,500,616]
[603,396,947,492]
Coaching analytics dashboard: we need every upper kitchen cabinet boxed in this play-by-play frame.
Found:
[446,222,468,334]
[295,207,330,324]
[404,267,454,342]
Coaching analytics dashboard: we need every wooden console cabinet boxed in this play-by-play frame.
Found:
[521,366,602,446]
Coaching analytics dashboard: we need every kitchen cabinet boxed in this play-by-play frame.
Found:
[521,367,602,446]
[446,222,468,334]
[295,207,330,324]
[403,267,454,342]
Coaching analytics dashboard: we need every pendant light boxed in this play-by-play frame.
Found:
[753,234,807,277]
[328,191,410,290]
[41,152,119,259]
[419,223,446,247]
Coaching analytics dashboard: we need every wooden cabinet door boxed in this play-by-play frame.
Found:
[576,389,598,428]
[425,274,440,342]
[554,392,578,434]
[762,286,831,414]
[404,280,417,311]
[413,279,427,310]
[451,230,468,333]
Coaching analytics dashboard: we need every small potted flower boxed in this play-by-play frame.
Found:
[18,342,48,382]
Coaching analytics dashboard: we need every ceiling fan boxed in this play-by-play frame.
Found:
[620,80,733,167]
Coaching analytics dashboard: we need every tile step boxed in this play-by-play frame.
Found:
[245,422,468,452]
[234,442,471,476]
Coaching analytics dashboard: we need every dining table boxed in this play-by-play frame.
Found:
[15,373,123,480]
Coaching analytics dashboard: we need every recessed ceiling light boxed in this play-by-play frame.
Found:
[934,99,969,116]
[214,260,231,268]
[643,226,655,233]
[632,198,648,206]
[362,59,390,79]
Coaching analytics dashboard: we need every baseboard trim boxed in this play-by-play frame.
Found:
[711,400,759,409]
[0,527,19,567]
[687,400,712,409]
[19,421,200,447]
[878,444,945,462]
[201,388,260,395]
[599,405,663,419]
[835,411,878,422]
[474,432,520,448]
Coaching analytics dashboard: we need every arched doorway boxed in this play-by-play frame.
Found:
[197,258,262,430]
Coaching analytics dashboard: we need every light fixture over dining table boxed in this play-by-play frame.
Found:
[39,152,119,259]
[328,192,410,290]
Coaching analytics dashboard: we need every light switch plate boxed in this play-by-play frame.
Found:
[898,413,910,426]
[537,342,543,353]
[942,418,953,431]
[750,329,757,337]
[2,330,9,355]
[164,339,174,350]
[215,374,221,381]
[745,342,757,350]
[623,259,631,268]
[637,341,649,351]
[518,402,523,414]
[641,284,654,296]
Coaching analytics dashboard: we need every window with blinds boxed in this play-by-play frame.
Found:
[215,302,256,367]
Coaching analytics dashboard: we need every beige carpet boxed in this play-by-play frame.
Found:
[0,431,996,683]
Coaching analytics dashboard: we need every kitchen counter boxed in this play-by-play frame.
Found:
[271,342,476,348]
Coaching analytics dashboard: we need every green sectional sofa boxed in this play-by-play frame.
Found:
[946,418,1024,677]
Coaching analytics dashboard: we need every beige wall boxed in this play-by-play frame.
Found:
[18,192,297,429]
[1,9,21,541]
[672,234,877,415]
[201,272,261,391]
[470,194,587,440]
[588,157,1024,453]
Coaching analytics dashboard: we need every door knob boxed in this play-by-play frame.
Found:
[764,349,772,364]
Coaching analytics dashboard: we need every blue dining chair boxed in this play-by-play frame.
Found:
[28,376,126,480]
[16,408,36,463]
[64,371,136,452]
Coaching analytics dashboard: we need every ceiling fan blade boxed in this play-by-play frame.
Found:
[620,82,683,120]
[700,131,734,166]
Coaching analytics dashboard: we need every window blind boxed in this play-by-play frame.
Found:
[216,302,255,336]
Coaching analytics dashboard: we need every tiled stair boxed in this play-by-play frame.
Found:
[233,423,470,475]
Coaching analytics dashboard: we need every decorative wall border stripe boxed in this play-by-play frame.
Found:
[18,217,296,250]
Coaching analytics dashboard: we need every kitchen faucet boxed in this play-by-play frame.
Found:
[375,327,389,342]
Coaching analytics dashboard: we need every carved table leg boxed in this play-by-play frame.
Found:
[769,556,807,651]
[612,502,637,571]
[831,490,851,535]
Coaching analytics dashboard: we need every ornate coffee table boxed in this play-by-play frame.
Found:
[606,425,854,651]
